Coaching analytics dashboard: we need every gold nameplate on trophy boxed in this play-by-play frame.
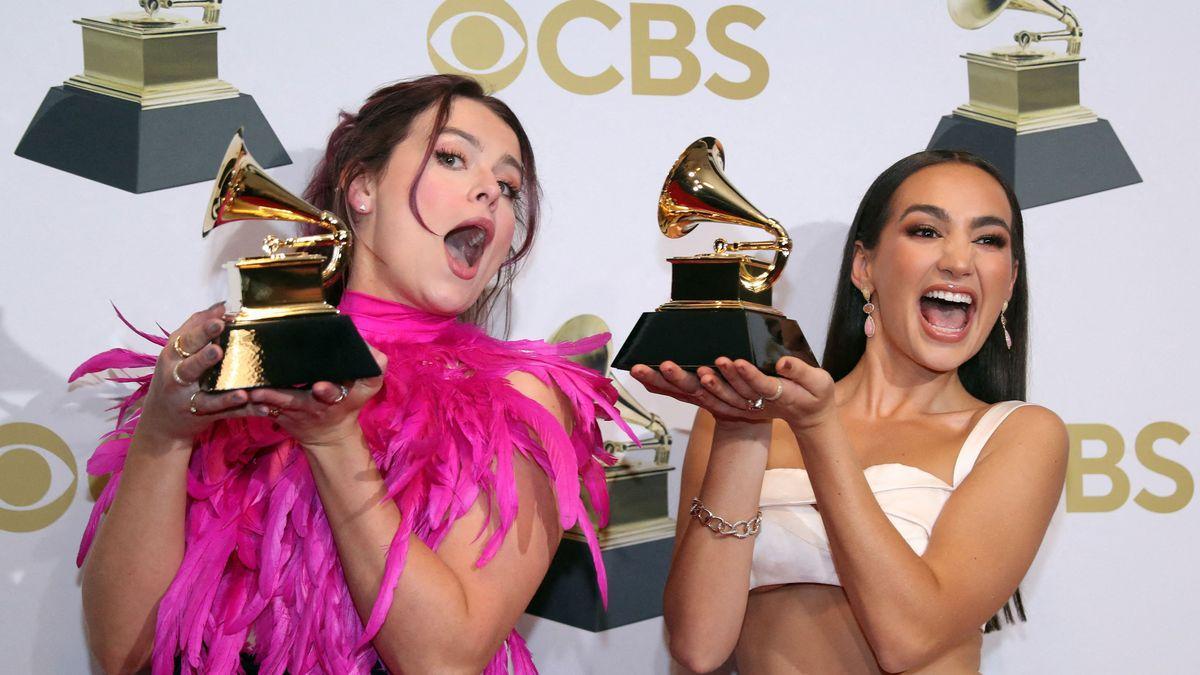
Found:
[612,137,816,375]
[67,0,238,108]
[199,130,380,392]
[550,315,675,549]
[949,0,1095,132]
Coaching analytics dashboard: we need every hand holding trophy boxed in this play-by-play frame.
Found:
[199,130,380,392]
[612,137,816,376]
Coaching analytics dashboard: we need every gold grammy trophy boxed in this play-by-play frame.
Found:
[15,0,289,192]
[928,0,1140,207]
[528,315,675,631]
[199,130,379,392]
[612,137,816,375]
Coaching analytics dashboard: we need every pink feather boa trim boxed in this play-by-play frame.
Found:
[73,291,632,674]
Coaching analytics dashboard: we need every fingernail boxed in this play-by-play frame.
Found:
[207,321,223,335]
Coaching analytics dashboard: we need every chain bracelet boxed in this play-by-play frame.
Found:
[689,497,762,539]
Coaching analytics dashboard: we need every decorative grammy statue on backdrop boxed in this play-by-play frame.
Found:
[15,0,288,193]
[612,137,816,376]
[528,315,675,631]
[199,130,378,391]
[927,0,1141,207]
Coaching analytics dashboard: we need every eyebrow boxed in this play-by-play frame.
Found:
[441,126,525,175]
[898,203,1010,232]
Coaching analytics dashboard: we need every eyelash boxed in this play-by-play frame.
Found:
[906,224,1008,248]
[434,149,522,202]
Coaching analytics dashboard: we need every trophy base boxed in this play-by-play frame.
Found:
[611,308,817,375]
[201,313,381,392]
[14,86,289,193]
[927,114,1141,208]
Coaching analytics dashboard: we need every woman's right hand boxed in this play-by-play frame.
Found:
[136,302,266,444]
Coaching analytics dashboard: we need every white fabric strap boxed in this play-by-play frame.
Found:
[952,401,1029,486]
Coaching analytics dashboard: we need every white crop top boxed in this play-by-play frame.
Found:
[749,401,1029,590]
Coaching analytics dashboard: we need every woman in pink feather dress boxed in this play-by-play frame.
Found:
[74,75,622,675]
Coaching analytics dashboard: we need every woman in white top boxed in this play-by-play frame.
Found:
[631,150,1068,673]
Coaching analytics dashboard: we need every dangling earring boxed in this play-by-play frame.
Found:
[1000,300,1012,350]
[862,288,876,338]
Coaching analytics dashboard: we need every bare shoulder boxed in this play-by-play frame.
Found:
[506,370,572,428]
[982,403,1068,468]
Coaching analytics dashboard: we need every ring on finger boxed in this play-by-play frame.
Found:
[171,334,195,359]
[764,378,784,402]
[268,407,282,418]
[171,361,190,387]
[188,391,203,416]
[747,397,765,411]
[331,384,349,405]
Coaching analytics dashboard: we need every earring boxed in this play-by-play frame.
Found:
[356,203,368,213]
[1000,300,1012,350]
[862,287,876,338]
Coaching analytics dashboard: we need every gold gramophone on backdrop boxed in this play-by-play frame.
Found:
[15,0,289,193]
[611,137,816,376]
[927,0,1140,207]
[527,314,675,631]
[198,130,379,392]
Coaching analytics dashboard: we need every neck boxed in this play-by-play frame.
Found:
[836,330,971,418]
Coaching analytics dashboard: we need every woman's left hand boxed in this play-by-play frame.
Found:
[633,356,838,430]
[246,346,388,450]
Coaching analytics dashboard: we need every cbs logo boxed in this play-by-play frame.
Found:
[0,422,78,532]
[428,0,769,99]
[1066,422,1192,513]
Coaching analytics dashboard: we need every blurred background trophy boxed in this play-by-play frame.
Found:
[927,0,1140,207]
[199,130,378,392]
[15,1,288,193]
[612,137,816,376]
[527,315,675,631]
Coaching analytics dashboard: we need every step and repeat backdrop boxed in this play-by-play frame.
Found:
[2,1,1197,673]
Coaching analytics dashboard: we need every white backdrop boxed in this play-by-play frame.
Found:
[2,1,1198,673]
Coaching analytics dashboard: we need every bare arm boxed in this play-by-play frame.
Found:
[81,304,262,674]
[795,404,1066,671]
[251,369,569,674]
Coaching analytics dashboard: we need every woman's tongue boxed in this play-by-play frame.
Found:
[919,297,969,331]
[444,226,486,269]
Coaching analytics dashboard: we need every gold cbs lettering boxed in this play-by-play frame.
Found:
[1066,422,1193,513]
[427,1,769,98]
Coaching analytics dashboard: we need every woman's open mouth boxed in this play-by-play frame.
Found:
[918,288,975,342]
[444,219,493,280]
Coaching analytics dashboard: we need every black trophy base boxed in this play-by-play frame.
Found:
[927,115,1141,208]
[612,309,817,375]
[201,313,381,392]
[526,534,674,631]
[15,86,290,193]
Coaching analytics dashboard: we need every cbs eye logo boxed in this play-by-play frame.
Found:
[0,422,78,532]
[427,0,769,98]
[428,0,528,92]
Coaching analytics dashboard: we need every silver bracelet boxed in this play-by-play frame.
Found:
[689,497,762,539]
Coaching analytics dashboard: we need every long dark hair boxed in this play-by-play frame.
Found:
[303,74,541,336]
[822,150,1029,631]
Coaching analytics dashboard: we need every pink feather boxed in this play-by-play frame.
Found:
[76,291,630,673]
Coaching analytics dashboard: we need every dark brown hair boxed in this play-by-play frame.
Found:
[303,74,541,335]
[821,149,1029,631]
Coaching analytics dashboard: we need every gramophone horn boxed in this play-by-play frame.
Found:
[657,137,791,294]
[549,314,671,463]
[204,129,350,286]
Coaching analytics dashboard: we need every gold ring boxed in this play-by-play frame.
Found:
[331,384,349,405]
[188,391,203,416]
[764,378,784,402]
[268,407,282,418]
[171,335,195,359]
[747,397,764,411]
[171,362,189,387]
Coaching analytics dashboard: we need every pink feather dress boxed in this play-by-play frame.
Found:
[73,291,629,674]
